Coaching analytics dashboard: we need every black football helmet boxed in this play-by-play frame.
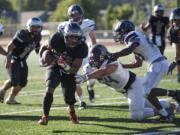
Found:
[67,4,84,24]
[63,22,83,48]
[170,7,180,21]
[89,44,111,68]
[170,8,180,29]
[113,20,135,42]
[153,4,165,16]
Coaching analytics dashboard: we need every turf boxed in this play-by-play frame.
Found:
[0,45,179,135]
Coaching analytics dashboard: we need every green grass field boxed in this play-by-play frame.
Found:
[0,45,180,135]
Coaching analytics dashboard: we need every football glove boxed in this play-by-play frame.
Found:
[76,74,88,84]
[167,61,177,75]
[57,55,70,71]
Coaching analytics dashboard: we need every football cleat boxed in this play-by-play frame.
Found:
[67,107,79,124]
[0,90,5,103]
[38,115,48,125]
[172,90,180,105]
[5,98,21,104]
[158,114,174,123]
[79,101,87,109]
[87,89,95,102]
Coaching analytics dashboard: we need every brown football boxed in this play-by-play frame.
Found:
[41,50,54,65]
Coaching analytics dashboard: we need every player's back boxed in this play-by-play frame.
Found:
[125,30,162,64]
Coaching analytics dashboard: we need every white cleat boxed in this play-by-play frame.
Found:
[5,98,21,104]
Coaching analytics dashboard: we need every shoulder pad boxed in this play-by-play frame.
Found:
[124,31,139,44]
[81,19,96,30]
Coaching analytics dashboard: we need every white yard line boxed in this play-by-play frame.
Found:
[0,101,128,115]
[135,130,180,135]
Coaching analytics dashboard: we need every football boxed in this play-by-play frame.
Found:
[41,50,54,66]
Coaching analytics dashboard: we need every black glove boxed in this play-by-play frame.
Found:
[167,61,177,75]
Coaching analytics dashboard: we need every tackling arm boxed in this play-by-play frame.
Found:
[122,54,143,69]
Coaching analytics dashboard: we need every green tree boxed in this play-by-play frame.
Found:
[50,0,99,22]
[104,3,133,29]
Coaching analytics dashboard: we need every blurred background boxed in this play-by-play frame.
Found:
[0,0,179,38]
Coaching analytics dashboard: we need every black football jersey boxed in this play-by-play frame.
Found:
[12,29,42,60]
[48,31,88,66]
[167,27,180,44]
[149,15,169,36]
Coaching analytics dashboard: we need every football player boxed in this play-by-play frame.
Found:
[58,4,96,109]
[141,4,169,55]
[112,20,180,121]
[0,17,42,104]
[38,22,88,125]
[167,8,180,83]
[76,44,177,122]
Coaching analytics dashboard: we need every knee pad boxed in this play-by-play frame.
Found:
[131,110,144,121]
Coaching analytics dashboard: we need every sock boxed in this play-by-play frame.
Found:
[78,95,83,103]
[43,92,53,116]
[159,108,168,117]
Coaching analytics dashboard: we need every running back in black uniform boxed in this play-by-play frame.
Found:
[0,17,43,104]
[38,22,88,125]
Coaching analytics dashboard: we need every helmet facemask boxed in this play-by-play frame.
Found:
[89,45,110,68]
[64,35,82,48]
[68,4,84,25]
[64,22,82,48]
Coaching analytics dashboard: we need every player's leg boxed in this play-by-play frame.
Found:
[5,61,23,104]
[83,62,95,102]
[0,79,12,103]
[76,83,87,109]
[176,44,180,83]
[39,66,60,125]
[61,73,79,124]
[127,77,155,121]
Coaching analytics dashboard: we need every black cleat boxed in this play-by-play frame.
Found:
[79,101,87,109]
[172,90,180,105]
[87,86,95,102]
[158,114,174,123]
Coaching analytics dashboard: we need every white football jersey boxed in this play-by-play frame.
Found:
[124,30,162,64]
[97,60,130,92]
[57,19,95,40]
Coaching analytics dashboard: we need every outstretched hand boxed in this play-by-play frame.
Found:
[167,61,177,75]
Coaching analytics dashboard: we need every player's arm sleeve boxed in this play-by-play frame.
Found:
[12,30,26,46]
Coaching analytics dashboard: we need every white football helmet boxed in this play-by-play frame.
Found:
[26,17,43,33]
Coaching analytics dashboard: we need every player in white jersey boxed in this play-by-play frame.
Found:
[58,4,96,109]
[76,44,178,122]
[112,20,180,121]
